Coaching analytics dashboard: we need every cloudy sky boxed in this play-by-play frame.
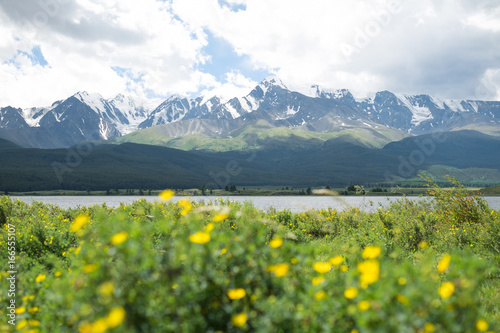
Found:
[1,0,499,108]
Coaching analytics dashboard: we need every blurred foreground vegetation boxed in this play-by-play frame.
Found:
[0,178,499,332]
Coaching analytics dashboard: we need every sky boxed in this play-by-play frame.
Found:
[0,0,499,108]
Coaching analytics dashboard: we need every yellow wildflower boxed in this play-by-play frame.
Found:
[213,213,229,222]
[106,307,126,328]
[111,232,129,245]
[438,281,455,299]
[314,291,327,301]
[178,199,192,215]
[437,254,451,273]
[227,288,246,300]
[70,215,89,232]
[92,318,108,333]
[35,274,46,283]
[220,248,227,255]
[476,319,488,332]
[424,322,435,333]
[312,276,325,286]
[313,262,331,273]
[159,189,174,201]
[267,263,289,277]
[358,260,380,288]
[189,232,210,244]
[83,264,98,273]
[358,300,370,311]
[15,307,26,314]
[269,238,283,248]
[344,287,358,299]
[205,223,214,232]
[340,265,349,272]
[231,312,248,327]
[329,255,343,265]
[362,246,381,259]
[54,271,62,277]
[17,320,27,329]
[98,282,115,296]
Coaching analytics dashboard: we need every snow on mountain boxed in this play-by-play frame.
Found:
[394,94,434,126]
[1,76,500,149]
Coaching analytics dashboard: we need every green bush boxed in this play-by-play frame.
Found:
[0,191,498,332]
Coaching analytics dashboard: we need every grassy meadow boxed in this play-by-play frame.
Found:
[0,177,499,332]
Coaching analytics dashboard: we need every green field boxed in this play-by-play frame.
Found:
[1,178,499,332]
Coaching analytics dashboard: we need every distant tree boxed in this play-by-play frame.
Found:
[3,190,8,195]
[106,189,111,195]
[209,188,213,195]
[325,185,331,190]
[229,185,237,192]
[347,185,356,192]
[224,185,229,191]
[306,187,312,195]
[199,185,206,196]
[139,189,144,195]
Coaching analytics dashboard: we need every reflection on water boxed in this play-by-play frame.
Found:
[11,195,500,213]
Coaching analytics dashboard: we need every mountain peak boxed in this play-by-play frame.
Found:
[259,76,287,92]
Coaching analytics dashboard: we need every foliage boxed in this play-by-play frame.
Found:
[0,189,499,332]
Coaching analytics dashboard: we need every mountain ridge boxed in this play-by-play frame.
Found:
[1,77,499,148]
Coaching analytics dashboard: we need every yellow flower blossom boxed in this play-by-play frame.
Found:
[269,238,283,248]
[17,320,27,329]
[314,291,327,301]
[189,232,210,244]
[92,318,108,333]
[111,232,129,245]
[358,300,370,311]
[178,199,192,216]
[159,189,174,201]
[340,265,349,272]
[227,288,246,300]
[329,255,343,266]
[438,281,455,299]
[70,215,89,232]
[362,246,381,259]
[398,277,407,285]
[28,320,40,327]
[54,271,62,277]
[476,319,489,332]
[344,287,358,299]
[267,263,289,277]
[424,322,435,333]
[15,307,26,314]
[213,213,229,222]
[437,254,451,273]
[98,282,115,296]
[35,274,46,283]
[83,264,98,273]
[205,223,214,232]
[106,307,126,328]
[231,312,248,327]
[396,294,409,305]
[312,276,325,286]
[313,262,331,273]
[220,248,227,255]
[358,260,380,288]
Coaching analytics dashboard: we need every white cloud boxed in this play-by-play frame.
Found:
[200,70,257,102]
[0,0,215,107]
[1,0,500,108]
[173,0,500,100]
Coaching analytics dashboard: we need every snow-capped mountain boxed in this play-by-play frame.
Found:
[1,76,499,148]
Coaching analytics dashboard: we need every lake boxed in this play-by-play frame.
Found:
[11,195,500,213]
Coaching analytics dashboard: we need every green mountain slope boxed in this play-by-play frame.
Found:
[1,130,499,191]
[110,122,409,151]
